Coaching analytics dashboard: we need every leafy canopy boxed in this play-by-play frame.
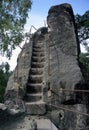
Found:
[0,0,32,58]
[75,11,89,82]
[75,10,89,51]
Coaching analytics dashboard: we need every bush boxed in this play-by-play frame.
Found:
[0,63,12,102]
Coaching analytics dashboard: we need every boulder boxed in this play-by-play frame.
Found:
[43,3,84,104]
[4,3,88,130]
[0,103,24,126]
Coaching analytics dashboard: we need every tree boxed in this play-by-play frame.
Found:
[75,11,89,82]
[75,11,89,51]
[0,0,32,58]
[0,62,12,102]
[79,53,89,82]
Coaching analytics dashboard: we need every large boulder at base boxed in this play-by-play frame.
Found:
[0,103,24,127]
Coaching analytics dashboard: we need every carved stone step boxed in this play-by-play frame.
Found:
[33,45,44,48]
[32,52,45,57]
[29,74,43,82]
[30,68,43,75]
[25,101,46,115]
[29,75,43,83]
[32,56,45,62]
[25,93,42,102]
[33,42,44,46]
[27,83,43,93]
[31,62,45,68]
[33,48,44,52]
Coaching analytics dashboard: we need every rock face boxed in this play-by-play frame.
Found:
[4,37,33,109]
[0,103,24,128]
[45,3,83,103]
[4,3,88,130]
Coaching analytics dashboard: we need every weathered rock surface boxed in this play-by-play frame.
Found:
[45,3,84,103]
[4,3,89,130]
[4,36,33,109]
[0,103,25,128]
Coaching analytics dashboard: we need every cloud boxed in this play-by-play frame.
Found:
[80,44,87,53]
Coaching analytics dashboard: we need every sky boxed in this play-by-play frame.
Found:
[1,0,89,70]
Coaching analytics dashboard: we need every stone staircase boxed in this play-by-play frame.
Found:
[25,41,46,115]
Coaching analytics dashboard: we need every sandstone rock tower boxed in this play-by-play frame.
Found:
[4,3,88,130]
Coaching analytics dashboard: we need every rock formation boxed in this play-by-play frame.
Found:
[4,3,89,130]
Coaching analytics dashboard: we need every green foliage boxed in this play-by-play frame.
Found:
[75,11,89,50]
[0,0,32,58]
[79,53,89,82]
[0,62,12,102]
[75,11,89,29]
[75,11,89,81]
